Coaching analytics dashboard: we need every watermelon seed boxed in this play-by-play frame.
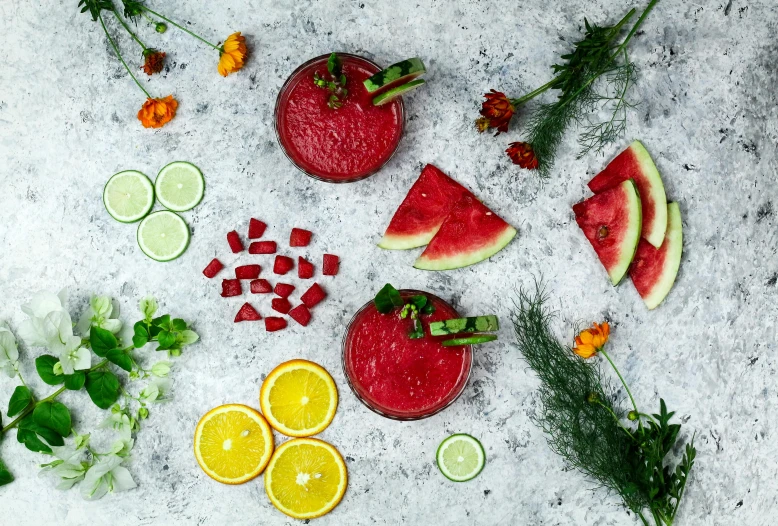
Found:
[598,225,609,239]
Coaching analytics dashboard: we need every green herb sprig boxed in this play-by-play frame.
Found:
[511,281,695,525]
[374,284,435,340]
[0,293,198,497]
[314,53,349,109]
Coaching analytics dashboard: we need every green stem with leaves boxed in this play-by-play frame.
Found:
[1,360,109,434]
[112,9,147,51]
[140,7,222,51]
[98,13,150,98]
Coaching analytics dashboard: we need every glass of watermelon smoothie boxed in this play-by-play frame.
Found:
[342,290,472,420]
[274,53,405,183]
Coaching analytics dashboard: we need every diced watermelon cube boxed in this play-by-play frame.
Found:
[301,283,326,308]
[265,317,287,332]
[234,303,261,322]
[203,258,224,278]
[298,257,314,279]
[249,241,277,254]
[288,304,312,327]
[220,279,242,297]
[323,254,339,276]
[274,283,295,298]
[290,228,312,247]
[248,218,267,239]
[227,231,244,253]
[271,297,292,314]
[273,255,294,275]
[235,264,261,280]
[250,279,273,294]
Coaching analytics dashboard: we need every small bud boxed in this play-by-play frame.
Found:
[628,410,639,421]
[155,22,167,33]
[586,392,600,404]
[151,361,171,378]
[138,407,149,419]
[53,362,64,376]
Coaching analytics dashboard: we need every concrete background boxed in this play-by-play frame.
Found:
[1,0,776,524]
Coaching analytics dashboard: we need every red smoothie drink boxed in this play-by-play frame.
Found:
[275,53,404,183]
[343,291,472,420]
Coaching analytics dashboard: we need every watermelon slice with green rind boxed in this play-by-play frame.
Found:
[363,57,426,94]
[373,79,426,106]
[573,179,642,286]
[379,164,474,250]
[587,141,667,248]
[629,202,683,309]
[414,195,517,270]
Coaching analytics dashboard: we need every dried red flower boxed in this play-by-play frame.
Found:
[477,90,515,135]
[142,49,166,76]
[506,142,539,170]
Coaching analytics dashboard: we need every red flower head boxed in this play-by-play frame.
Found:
[477,90,515,135]
[142,49,166,76]
[506,142,539,170]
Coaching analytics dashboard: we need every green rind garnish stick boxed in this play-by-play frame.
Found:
[442,334,498,346]
[374,283,403,314]
[363,57,426,93]
[430,315,499,336]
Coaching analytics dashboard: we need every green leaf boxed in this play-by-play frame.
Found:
[152,314,171,329]
[17,416,63,450]
[409,295,428,310]
[17,428,52,454]
[374,284,403,314]
[33,401,72,437]
[90,326,117,357]
[64,371,86,391]
[0,456,13,486]
[85,371,120,409]
[132,321,149,348]
[35,355,65,385]
[409,319,425,339]
[327,52,342,77]
[157,331,176,350]
[172,318,187,331]
[8,386,33,417]
[106,348,133,372]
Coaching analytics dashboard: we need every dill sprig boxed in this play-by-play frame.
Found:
[512,281,696,525]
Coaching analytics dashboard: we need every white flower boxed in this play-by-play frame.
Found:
[100,412,133,444]
[0,322,20,377]
[139,296,158,321]
[180,330,199,346]
[80,454,136,500]
[76,296,122,336]
[150,361,171,378]
[58,337,91,375]
[21,289,68,319]
[17,310,74,351]
[39,440,89,490]
[140,378,172,403]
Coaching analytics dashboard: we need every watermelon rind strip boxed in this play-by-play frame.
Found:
[640,202,683,309]
[631,141,668,248]
[413,226,517,271]
[378,230,437,250]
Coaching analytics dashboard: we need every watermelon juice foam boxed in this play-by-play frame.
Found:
[274,53,404,183]
[342,290,472,420]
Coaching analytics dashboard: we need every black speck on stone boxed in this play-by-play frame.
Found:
[163,464,169,471]
[345,456,355,463]
[180,63,187,70]
[484,489,491,496]
[756,201,773,223]
[766,273,777,287]
[736,500,743,509]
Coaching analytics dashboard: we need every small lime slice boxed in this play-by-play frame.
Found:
[441,334,498,347]
[103,170,155,223]
[154,161,204,212]
[436,434,485,482]
[137,211,190,261]
[373,79,426,106]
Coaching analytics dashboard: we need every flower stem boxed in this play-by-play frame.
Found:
[1,360,109,434]
[610,0,660,62]
[98,13,151,98]
[511,76,563,106]
[141,7,222,51]
[595,400,637,442]
[600,349,639,414]
[112,9,147,51]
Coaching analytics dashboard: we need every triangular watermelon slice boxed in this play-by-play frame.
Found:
[587,141,667,248]
[573,179,642,286]
[414,195,517,270]
[378,164,474,250]
[629,202,683,309]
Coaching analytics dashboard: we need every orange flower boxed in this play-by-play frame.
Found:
[506,142,539,170]
[142,50,166,76]
[218,32,248,77]
[477,90,515,134]
[137,95,178,129]
[573,322,610,359]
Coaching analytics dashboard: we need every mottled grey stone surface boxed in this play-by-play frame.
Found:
[1,0,777,524]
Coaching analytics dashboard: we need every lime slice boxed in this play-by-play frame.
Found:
[103,170,155,223]
[154,161,204,212]
[137,211,190,261]
[442,334,498,346]
[436,434,485,482]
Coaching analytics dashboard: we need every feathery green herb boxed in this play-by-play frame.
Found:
[512,281,696,525]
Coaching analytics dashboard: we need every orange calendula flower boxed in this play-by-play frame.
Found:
[573,322,610,359]
[142,50,166,76]
[218,32,248,77]
[137,95,178,129]
[477,90,515,134]
[506,141,539,170]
